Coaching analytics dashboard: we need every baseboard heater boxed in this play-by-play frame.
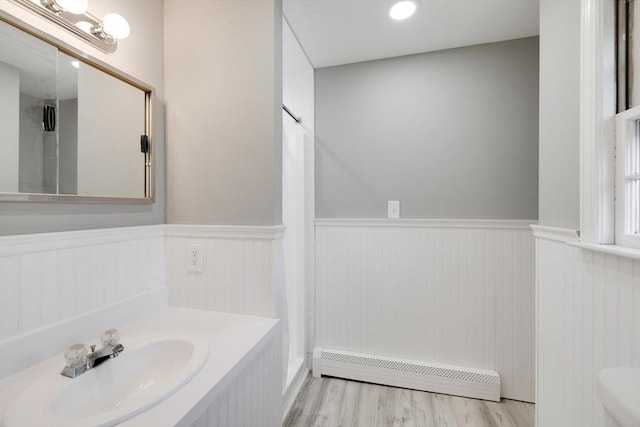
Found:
[312,347,500,402]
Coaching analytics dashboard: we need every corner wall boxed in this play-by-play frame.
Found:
[538,0,581,230]
[164,0,283,226]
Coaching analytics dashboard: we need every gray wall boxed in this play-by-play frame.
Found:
[164,0,283,226]
[58,99,77,195]
[18,93,43,194]
[315,37,539,219]
[538,0,580,229]
[0,1,165,236]
[0,62,19,193]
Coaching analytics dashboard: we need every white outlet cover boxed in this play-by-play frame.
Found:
[388,201,400,219]
[187,243,204,273]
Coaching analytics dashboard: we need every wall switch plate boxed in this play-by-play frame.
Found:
[388,201,400,219]
[187,243,204,273]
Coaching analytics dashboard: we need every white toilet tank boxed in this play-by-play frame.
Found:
[597,367,640,427]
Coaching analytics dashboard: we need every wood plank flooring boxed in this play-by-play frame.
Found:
[284,375,534,427]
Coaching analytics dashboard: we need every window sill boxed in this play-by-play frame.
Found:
[567,241,640,260]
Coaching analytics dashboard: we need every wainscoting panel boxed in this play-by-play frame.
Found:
[534,227,640,427]
[189,325,282,427]
[0,225,166,343]
[165,225,285,318]
[314,219,535,402]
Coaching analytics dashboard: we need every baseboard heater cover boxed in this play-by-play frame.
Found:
[312,347,500,402]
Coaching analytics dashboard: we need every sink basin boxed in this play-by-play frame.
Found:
[597,367,640,427]
[3,331,210,427]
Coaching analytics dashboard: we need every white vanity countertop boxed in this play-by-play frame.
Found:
[0,308,280,427]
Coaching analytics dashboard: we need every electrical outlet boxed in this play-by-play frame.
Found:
[187,244,204,273]
[388,201,400,218]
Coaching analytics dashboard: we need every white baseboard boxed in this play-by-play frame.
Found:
[313,347,500,402]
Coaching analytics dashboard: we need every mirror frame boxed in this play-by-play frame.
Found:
[0,12,155,204]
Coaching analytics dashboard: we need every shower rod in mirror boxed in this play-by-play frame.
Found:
[8,0,130,53]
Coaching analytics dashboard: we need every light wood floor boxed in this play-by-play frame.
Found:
[284,375,534,427]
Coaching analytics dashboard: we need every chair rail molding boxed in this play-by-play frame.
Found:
[530,225,580,243]
[315,218,535,229]
[164,224,285,240]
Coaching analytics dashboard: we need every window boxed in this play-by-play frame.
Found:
[578,0,640,253]
[616,107,640,247]
[615,0,640,248]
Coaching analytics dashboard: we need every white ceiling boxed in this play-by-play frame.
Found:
[283,0,540,69]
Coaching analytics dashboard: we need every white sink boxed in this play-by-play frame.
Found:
[3,331,210,427]
[598,367,640,427]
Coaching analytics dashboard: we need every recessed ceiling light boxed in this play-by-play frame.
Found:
[389,0,418,20]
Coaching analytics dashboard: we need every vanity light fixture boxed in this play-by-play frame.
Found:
[10,0,130,53]
[389,0,418,20]
[48,0,88,14]
[102,12,130,39]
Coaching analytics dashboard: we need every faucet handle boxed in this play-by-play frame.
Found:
[64,344,87,368]
[101,329,120,346]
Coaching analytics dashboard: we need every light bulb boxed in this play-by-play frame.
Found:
[75,20,93,33]
[102,13,130,39]
[56,0,88,14]
[389,1,417,20]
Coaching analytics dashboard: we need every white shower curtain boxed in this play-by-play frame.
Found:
[274,236,289,389]
[281,125,306,389]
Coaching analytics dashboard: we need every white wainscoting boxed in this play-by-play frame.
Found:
[165,225,285,318]
[189,325,282,427]
[0,225,165,343]
[0,225,166,379]
[315,219,535,402]
[534,226,640,427]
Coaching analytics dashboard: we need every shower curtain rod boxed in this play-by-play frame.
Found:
[283,104,301,124]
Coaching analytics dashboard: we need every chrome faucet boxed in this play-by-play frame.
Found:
[61,329,125,378]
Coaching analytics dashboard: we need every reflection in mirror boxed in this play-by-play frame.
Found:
[77,58,146,198]
[0,20,57,194]
[58,53,78,195]
[0,17,153,202]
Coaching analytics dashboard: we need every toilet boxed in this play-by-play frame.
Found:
[597,368,640,427]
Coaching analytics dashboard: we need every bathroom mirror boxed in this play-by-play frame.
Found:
[0,15,154,203]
